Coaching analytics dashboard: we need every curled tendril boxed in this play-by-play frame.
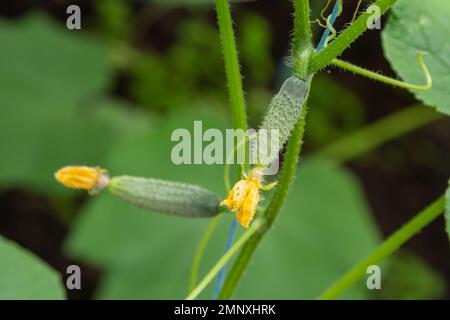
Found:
[320,0,334,22]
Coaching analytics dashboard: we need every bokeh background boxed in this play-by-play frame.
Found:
[0,0,449,299]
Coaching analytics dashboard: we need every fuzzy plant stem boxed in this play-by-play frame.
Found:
[319,195,446,300]
[218,0,315,299]
[215,0,247,132]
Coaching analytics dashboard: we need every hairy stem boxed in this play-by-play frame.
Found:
[292,0,313,78]
[314,105,443,164]
[215,0,248,132]
[309,0,398,73]
[319,195,446,300]
[186,218,264,300]
[188,0,251,300]
[218,0,314,299]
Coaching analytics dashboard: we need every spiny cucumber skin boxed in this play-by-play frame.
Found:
[108,176,221,218]
[258,76,309,165]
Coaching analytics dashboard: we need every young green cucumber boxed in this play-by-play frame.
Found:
[108,176,222,218]
[257,76,310,166]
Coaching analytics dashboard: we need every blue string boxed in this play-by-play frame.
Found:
[317,1,341,51]
[213,218,238,299]
[212,0,341,299]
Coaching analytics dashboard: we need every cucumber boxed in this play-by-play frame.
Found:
[108,176,222,218]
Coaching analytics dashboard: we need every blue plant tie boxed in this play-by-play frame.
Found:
[317,1,341,51]
[212,0,341,299]
[213,218,238,299]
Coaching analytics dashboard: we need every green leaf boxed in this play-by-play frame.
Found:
[0,14,110,110]
[382,0,450,115]
[65,105,380,298]
[0,236,65,299]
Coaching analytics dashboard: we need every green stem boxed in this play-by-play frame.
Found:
[314,105,443,165]
[292,0,313,78]
[188,0,249,299]
[217,0,313,300]
[293,0,311,51]
[185,218,265,300]
[309,0,398,73]
[319,195,446,300]
[188,214,223,292]
[331,53,432,91]
[218,102,310,299]
[215,0,248,132]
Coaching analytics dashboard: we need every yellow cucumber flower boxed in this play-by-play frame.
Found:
[54,166,109,194]
[221,168,276,228]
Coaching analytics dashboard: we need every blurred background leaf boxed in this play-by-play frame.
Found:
[0,14,110,110]
[239,13,273,87]
[382,0,450,115]
[0,236,65,299]
[374,250,446,299]
[0,14,152,195]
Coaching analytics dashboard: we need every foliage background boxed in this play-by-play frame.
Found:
[0,0,449,299]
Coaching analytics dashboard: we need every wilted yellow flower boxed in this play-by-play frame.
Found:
[221,169,270,228]
[54,166,109,194]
